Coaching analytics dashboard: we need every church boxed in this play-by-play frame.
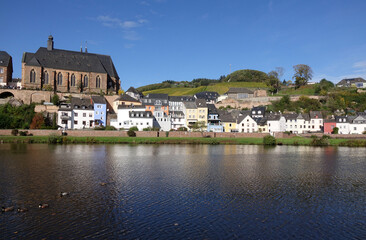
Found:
[21,36,120,94]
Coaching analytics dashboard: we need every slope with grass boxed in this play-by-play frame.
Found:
[142,82,268,96]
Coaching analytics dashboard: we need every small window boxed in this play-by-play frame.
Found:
[83,75,88,87]
[57,72,63,85]
[83,113,86,117]
[30,69,36,83]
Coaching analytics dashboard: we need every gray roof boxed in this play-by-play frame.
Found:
[220,113,236,123]
[266,113,282,121]
[184,101,197,109]
[283,113,298,120]
[130,111,153,118]
[71,97,94,110]
[195,99,207,107]
[145,93,169,100]
[0,51,11,67]
[91,96,107,104]
[237,111,252,123]
[169,95,195,102]
[309,111,323,119]
[115,93,141,102]
[207,104,218,114]
[126,87,143,96]
[117,105,145,110]
[226,88,254,94]
[22,47,119,78]
[194,91,219,100]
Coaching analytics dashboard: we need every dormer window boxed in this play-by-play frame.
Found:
[252,111,255,114]
[258,111,261,114]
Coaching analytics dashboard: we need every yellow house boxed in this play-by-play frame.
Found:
[183,101,198,129]
[220,113,238,132]
[196,99,208,130]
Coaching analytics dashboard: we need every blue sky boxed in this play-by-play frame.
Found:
[1,0,366,90]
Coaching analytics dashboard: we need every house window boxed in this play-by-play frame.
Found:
[30,69,36,83]
[84,75,88,87]
[44,71,49,84]
[83,121,86,126]
[70,74,76,87]
[57,72,63,85]
[74,121,78,124]
[96,76,101,88]
[0,68,3,73]
[74,113,78,117]
[89,113,92,117]
[0,77,3,83]
[83,113,86,117]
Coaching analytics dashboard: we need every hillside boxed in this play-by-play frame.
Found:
[142,82,268,96]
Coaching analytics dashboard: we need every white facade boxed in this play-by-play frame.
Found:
[349,123,366,134]
[153,110,171,131]
[73,109,94,129]
[268,116,286,134]
[111,106,154,131]
[237,115,258,133]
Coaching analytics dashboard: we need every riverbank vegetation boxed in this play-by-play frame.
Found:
[1,135,366,147]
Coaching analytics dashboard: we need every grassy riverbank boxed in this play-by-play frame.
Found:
[1,135,366,147]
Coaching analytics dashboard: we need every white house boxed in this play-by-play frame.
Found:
[111,105,154,131]
[335,116,351,134]
[72,98,95,129]
[349,115,366,134]
[237,113,258,133]
[267,114,286,135]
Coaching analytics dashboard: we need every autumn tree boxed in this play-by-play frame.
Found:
[293,64,313,88]
[30,113,45,129]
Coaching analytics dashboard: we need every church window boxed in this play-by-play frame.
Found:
[57,72,63,85]
[70,74,76,87]
[96,76,101,88]
[30,69,36,83]
[44,71,49,84]
[84,75,88,87]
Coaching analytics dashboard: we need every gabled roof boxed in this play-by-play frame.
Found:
[71,97,94,110]
[0,51,12,67]
[117,105,145,110]
[169,95,195,102]
[126,87,143,96]
[194,91,219,100]
[220,113,236,123]
[91,96,107,104]
[115,93,141,103]
[144,93,169,100]
[207,104,218,114]
[184,101,197,109]
[237,111,253,123]
[266,113,283,121]
[195,99,207,107]
[283,113,298,120]
[309,111,323,119]
[22,47,119,78]
[226,88,254,94]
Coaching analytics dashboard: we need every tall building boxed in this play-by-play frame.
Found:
[21,35,120,94]
[0,51,13,87]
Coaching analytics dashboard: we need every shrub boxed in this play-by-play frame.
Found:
[177,127,188,131]
[11,129,18,136]
[19,131,29,136]
[127,129,136,137]
[310,135,329,146]
[332,127,339,134]
[86,137,98,143]
[48,134,63,144]
[94,126,106,130]
[129,126,139,131]
[105,126,116,131]
[263,135,276,145]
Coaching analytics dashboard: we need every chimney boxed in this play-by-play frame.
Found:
[47,35,54,51]
[85,41,88,53]
[80,41,83,52]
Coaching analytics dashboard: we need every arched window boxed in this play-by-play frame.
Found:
[57,72,63,85]
[84,75,88,87]
[44,71,49,84]
[30,69,36,83]
[96,76,101,88]
[70,74,76,87]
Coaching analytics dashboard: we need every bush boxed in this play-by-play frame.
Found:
[48,134,63,144]
[105,126,116,131]
[127,129,136,137]
[263,135,276,145]
[332,127,339,134]
[94,126,106,130]
[177,127,188,131]
[19,131,29,136]
[11,129,18,136]
[310,135,329,146]
[129,126,139,131]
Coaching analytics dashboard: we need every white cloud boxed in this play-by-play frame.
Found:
[97,15,148,29]
[353,61,366,73]
[123,31,140,41]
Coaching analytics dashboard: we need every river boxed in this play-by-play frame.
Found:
[0,144,365,239]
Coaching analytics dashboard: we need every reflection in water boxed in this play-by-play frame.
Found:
[0,144,365,239]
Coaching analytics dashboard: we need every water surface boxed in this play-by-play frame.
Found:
[0,144,365,239]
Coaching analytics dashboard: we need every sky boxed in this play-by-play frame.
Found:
[1,0,366,90]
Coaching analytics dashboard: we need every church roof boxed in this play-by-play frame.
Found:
[0,51,12,67]
[22,47,119,79]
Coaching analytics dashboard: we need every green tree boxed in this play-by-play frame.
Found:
[51,94,60,106]
[190,121,206,132]
[293,64,313,88]
[267,71,281,94]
